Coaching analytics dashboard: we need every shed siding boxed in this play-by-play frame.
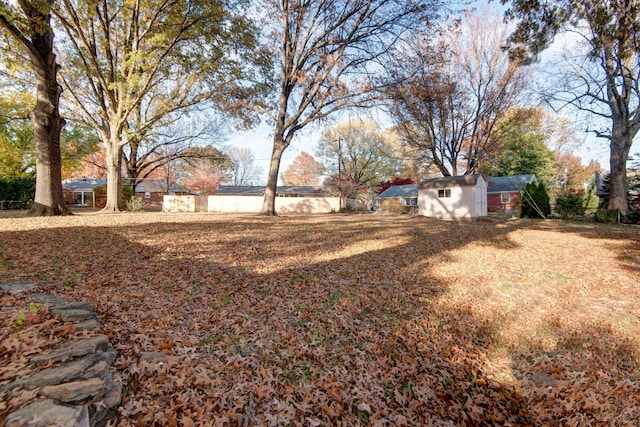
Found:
[418,175,487,219]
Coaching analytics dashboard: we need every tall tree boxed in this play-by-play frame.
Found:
[317,118,403,192]
[385,8,529,177]
[227,147,262,185]
[0,0,69,215]
[258,0,439,215]
[54,0,260,212]
[281,151,323,186]
[504,0,639,213]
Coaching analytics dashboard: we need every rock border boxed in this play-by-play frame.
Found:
[1,282,121,427]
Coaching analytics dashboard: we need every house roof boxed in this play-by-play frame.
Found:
[215,185,326,196]
[134,180,195,194]
[486,174,537,193]
[63,178,107,191]
[419,174,483,189]
[376,184,418,199]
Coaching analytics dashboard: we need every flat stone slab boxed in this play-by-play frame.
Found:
[74,318,103,331]
[52,301,95,312]
[50,307,98,322]
[21,351,115,390]
[31,336,111,365]
[5,399,88,427]
[32,293,68,307]
[1,281,36,294]
[40,377,107,402]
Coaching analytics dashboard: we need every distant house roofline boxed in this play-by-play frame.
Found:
[486,174,537,193]
[375,184,418,199]
[215,185,326,196]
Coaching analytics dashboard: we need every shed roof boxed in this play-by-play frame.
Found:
[419,174,483,189]
[486,174,537,193]
[215,185,325,196]
[376,184,418,199]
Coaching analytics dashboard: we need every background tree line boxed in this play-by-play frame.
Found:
[0,0,637,215]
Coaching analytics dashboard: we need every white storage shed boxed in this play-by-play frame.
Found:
[418,175,487,219]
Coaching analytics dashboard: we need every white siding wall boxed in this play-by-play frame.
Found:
[163,195,196,212]
[208,195,340,213]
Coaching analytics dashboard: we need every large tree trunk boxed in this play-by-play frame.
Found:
[261,137,286,215]
[608,123,631,213]
[102,140,124,212]
[26,16,69,216]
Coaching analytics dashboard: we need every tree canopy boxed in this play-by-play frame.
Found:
[482,108,556,184]
[386,9,529,177]
[281,152,324,186]
[504,0,639,212]
[53,0,262,211]
[258,0,441,214]
[317,118,404,193]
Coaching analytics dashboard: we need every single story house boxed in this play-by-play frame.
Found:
[62,178,107,207]
[374,184,418,211]
[134,180,196,208]
[418,175,487,219]
[486,174,537,214]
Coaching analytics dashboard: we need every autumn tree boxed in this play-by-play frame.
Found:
[554,151,601,196]
[257,0,439,215]
[317,118,405,192]
[0,0,69,215]
[385,8,529,177]
[281,152,323,186]
[184,168,222,196]
[227,147,263,185]
[53,0,261,212]
[503,0,639,213]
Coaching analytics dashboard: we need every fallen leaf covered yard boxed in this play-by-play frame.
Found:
[1,212,639,425]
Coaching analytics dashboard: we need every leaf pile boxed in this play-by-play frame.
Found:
[1,213,639,426]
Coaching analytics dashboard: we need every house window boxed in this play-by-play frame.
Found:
[501,193,510,203]
[73,192,86,205]
[438,188,451,198]
[144,192,151,199]
[402,197,418,206]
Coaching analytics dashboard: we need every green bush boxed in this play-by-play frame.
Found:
[595,208,620,223]
[0,176,35,209]
[556,193,585,218]
[624,209,640,224]
[521,182,551,218]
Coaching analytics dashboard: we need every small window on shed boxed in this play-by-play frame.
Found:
[438,188,451,198]
[501,193,510,203]
[144,192,151,199]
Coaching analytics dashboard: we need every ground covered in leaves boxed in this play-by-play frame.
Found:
[1,212,639,426]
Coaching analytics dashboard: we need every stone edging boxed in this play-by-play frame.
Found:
[1,282,121,427]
